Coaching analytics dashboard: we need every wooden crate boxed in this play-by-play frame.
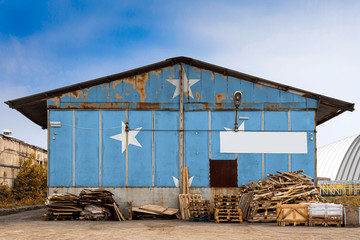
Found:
[276,204,309,226]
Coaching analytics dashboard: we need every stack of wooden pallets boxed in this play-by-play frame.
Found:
[214,194,243,223]
[43,193,82,220]
[189,199,211,222]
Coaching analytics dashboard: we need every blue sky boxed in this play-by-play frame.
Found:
[1,0,359,149]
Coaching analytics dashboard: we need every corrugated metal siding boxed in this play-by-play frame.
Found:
[318,134,358,180]
[48,63,317,191]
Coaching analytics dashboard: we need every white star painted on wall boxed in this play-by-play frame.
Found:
[172,176,194,187]
[167,70,200,100]
[224,121,245,132]
[110,121,142,153]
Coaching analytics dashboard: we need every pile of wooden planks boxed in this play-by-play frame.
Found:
[189,199,211,222]
[132,204,179,219]
[179,194,201,220]
[241,170,324,223]
[78,188,125,221]
[214,194,243,223]
[43,193,82,220]
[78,188,116,206]
[43,189,126,221]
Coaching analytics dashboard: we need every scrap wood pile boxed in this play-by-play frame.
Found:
[132,204,179,219]
[44,193,82,220]
[240,170,324,223]
[78,188,125,221]
[43,189,125,221]
[214,194,243,223]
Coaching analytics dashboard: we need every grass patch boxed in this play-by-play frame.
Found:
[324,196,360,206]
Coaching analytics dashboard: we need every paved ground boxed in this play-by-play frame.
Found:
[1,209,360,240]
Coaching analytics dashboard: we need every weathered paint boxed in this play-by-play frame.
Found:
[75,111,99,187]
[47,64,317,111]
[47,63,318,196]
[49,110,73,187]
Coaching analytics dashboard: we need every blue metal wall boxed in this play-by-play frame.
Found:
[48,63,317,188]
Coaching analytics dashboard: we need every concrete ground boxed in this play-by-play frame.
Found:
[0,209,359,240]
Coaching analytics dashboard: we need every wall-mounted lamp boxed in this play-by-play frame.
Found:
[233,91,243,132]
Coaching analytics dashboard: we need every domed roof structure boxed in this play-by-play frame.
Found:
[318,134,360,180]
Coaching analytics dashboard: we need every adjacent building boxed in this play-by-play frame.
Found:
[0,131,47,187]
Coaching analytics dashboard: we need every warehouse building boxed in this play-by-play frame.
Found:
[5,57,354,207]
[318,134,360,180]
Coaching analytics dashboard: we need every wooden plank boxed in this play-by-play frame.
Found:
[132,207,162,215]
[113,203,122,221]
[139,205,168,214]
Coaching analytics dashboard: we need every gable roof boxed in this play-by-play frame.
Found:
[5,56,355,129]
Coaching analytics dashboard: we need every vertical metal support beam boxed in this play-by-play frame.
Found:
[314,110,318,185]
[261,111,265,179]
[152,110,155,187]
[72,110,76,187]
[99,110,102,187]
[179,64,185,194]
[208,111,211,160]
[288,111,291,172]
[126,110,129,187]
[47,110,50,196]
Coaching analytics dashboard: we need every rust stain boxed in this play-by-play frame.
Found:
[196,103,210,110]
[256,83,263,90]
[215,93,226,103]
[196,92,200,101]
[115,93,124,100]
[213,103,225,109]
[112,79,123,90]
[136,73,148,102]
[123,76,136,89]
[152,69,162,77]
[211,71,215,80]
[136,102,162,109]
[266,104,288,111]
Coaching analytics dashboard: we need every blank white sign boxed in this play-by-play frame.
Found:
[220,131,308,154]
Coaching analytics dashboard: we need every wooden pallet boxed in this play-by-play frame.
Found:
[179,194,201,220]
[309,216,342,227]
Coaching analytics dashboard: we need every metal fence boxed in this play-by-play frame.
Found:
[318,180,360,196]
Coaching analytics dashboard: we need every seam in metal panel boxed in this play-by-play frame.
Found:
[179,64,184,193]
[47,110,50,195]
[152,110,155,187]
[209,111,211,160]
[99,110,102,187]
[288,111,291,172]
[72,110,75,187]
[126,110,129,187]
[262,111,264,179]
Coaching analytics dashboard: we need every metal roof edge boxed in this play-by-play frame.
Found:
[5,56,355,127]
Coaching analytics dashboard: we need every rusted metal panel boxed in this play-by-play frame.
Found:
[210,160,237,187]
[48,64,319,112]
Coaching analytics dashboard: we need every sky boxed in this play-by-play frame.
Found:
[0,0,359,149]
